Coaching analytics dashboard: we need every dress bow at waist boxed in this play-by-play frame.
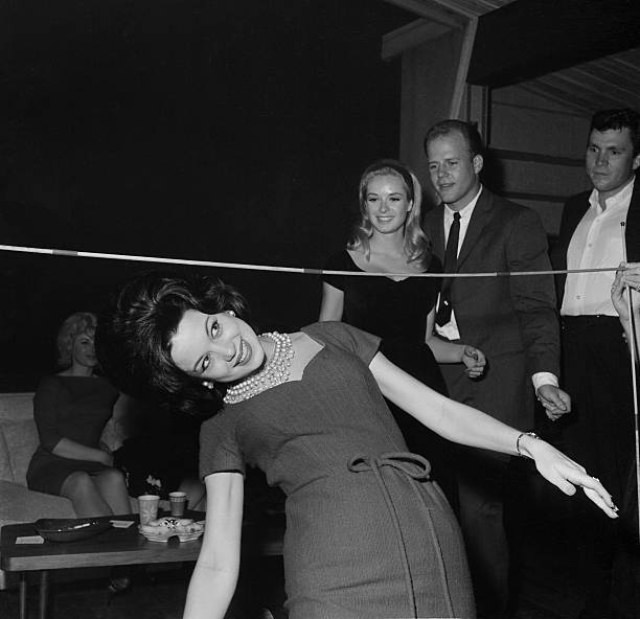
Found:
[347,451,432,480]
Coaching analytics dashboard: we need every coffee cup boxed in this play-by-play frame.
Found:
[138,494,160,525]
[169,491,188,517]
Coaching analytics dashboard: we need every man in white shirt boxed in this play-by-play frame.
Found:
[423,119,569,618]
[552,108,640,617]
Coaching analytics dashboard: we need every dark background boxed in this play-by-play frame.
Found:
[0,0,413,389]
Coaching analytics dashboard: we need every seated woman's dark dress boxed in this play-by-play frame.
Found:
[323,250,457,504]
[27,375,119,494]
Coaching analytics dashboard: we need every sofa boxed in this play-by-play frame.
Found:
[0,391,131,588]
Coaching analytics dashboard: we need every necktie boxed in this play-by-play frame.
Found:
[436,211,461,327]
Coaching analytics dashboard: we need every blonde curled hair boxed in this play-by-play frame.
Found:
[348,159,431,270]
[56,312,98,369]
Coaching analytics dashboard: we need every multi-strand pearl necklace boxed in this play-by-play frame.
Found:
[223,332,294,405]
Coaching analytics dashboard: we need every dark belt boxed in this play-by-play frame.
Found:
[347,452,453,619]
[561,315,620,329]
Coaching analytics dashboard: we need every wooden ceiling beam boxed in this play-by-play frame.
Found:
[468,0,640,87]
[382,0,467,28]
[543,73,640,106]
[420,0,482,19]
[382,18,452,60]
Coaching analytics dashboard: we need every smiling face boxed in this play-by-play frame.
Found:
[169,310,265,384]
[586,127,640,201]
[427,131,483,211]
[71,332,97,370]
[364,173,413,236]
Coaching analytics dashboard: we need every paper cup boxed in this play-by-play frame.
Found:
[169,491,188,517]
[138,494,160,525]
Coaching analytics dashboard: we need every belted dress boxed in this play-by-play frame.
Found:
[199,321,474,619]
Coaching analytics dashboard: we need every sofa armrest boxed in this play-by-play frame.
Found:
[0,480,76,527]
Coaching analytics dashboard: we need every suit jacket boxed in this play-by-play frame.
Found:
[423,187,560,427]
[552,174,640,304]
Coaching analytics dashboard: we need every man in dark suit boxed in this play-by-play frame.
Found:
[423,119,570,618]
[552,108,640,617]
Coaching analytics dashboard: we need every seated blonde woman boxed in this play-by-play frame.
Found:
[26,312,131,518]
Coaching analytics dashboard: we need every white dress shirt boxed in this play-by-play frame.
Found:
[434,187,482,342]
[561,178,634,317]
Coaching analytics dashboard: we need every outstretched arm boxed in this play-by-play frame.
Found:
[183,472,244,619]
[368,352,618,518]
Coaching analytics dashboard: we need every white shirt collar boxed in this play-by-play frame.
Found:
[588,176,635,214]
[444,185,483,221]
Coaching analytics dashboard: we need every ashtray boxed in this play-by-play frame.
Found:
[139,517,204,543]
[34,518,112,543]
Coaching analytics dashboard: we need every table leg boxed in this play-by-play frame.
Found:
[38,571,49,619]
[18,573,27,619]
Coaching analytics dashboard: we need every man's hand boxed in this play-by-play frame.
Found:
[612,262,640,323]
[536,384,571,421]
[462,345,487,379]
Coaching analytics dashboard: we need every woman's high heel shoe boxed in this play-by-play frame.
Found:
[107,576,132,594]
[107,566,133,603]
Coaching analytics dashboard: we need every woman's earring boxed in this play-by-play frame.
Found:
[202,381,215,390]
[226,310,236,317]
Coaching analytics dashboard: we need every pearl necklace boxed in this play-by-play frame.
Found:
[223,332,294,404]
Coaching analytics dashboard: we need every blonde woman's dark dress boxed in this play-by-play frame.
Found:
[323,250,458,505]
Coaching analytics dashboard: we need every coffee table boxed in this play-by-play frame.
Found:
[1,514,283,619]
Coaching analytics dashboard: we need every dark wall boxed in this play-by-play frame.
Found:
[0,0,407,389]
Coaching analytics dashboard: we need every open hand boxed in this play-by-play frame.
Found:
[522,436,618,519]
[462,346,486,379]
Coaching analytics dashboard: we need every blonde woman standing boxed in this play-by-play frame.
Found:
[320,159,486,502]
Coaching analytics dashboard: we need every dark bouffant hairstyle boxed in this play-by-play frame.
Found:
[590,108,640,157]
[96,271,250,417]
[423,119,485,159]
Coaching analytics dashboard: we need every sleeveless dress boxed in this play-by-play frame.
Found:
[27,375,119,494]
[322,250,457,503]
[200,322,474,619]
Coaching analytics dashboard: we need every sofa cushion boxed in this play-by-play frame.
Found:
[1,419,39,486]
[0,480,75,526]
[0,431,11,481]
[0,393,36,483]
[0,392,37,484]
[0,392,34,420]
